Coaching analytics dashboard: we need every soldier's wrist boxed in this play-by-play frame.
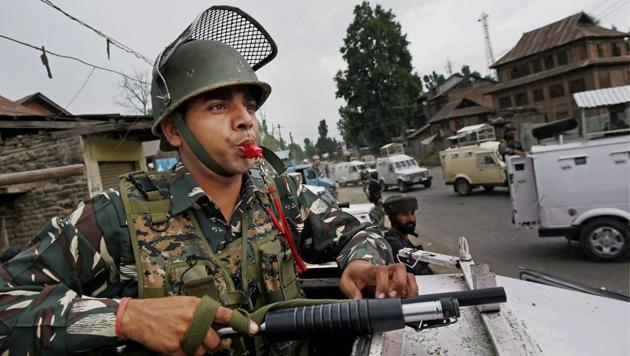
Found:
[115,297,132,340]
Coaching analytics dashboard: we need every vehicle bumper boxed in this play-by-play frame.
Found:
[537,226,579,238]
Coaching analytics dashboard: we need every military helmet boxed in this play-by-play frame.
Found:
[383,195,418,215]
[150,40,272,136]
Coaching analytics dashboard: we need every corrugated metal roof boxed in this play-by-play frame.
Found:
[492,12,627,68]
[0,95,41,116]
[573,85,630,108]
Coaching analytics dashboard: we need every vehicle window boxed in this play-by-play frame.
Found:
[389,164,394,172]
[484,156,496,165]
[409,160,418,166]
[395,162,402,169]
[350,167,357,173]
[306,169,316,179]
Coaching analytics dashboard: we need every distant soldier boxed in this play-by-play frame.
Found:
[383,195,433,275]
[360,169,370,196]
[311,154,323,177]
[499,125,526,161]
[367,171,385,229]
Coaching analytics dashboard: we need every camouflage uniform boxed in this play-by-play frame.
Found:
[0,161,392,354]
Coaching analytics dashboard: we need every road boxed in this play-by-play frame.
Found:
[337,167,630,295]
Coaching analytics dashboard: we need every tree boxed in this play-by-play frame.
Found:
[315,119,336,158]
[303,138,316,160]
[422,71,446,91]
[115,69,151,115]
[287,142,305,162]
[335,2,422,148]
[460,65,494,81]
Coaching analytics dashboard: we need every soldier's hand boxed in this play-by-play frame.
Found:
[120,296,258,355]
[340,260,418,300]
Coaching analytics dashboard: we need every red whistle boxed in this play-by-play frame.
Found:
[243,144,263,159]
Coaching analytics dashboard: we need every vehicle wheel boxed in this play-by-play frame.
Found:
[579,218,629,261]
[398,180,408,192]
[483,185,495,192]
[423,181,432,188]
[340,182,347,187]
[454,178,471,196]
[380,180,388,192]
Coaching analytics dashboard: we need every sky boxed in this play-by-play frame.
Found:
[0,0,628,145]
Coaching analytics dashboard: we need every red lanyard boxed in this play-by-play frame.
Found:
[245,144,307,275]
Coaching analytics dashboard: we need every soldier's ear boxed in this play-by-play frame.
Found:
[160,117,183,148]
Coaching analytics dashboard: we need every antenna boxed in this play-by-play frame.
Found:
[478,13,496,78]
[445,58,453,76]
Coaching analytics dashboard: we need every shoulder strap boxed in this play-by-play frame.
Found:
[261,146,287,175]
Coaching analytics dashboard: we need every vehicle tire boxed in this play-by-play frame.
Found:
[398,180,408,192]
[380,180,388,192]
[423,181,432,188]
[579,218,629,262]
[340,182,347,187]
[454,178,471,196]
[483,185,495,192]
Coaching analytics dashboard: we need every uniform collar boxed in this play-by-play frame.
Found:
[169,161,257,217]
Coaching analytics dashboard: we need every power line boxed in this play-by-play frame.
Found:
[0,34,148,84]
[65,67,95,108]
[588,0,614,15]
[39,0,153,65]
[597,0,628,21]
[594,0,625,19]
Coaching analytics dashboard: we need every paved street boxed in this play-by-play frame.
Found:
[338,167,630,295]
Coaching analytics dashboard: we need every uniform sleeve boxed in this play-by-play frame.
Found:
[0,191,131,354]
[279,175,393,269]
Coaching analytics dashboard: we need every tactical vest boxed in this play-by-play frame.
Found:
[119,162,305,354]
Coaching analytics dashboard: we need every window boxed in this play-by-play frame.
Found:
[543,55,554,69]
[531,58,542,73]
[569,78,586,93]
[613,42,623,57]
[597,44,605,58]
[557,51,568,66]
[599,71,611,88]
[549,83,565,99]
[477,154,497,166]
[575,46,586,60]
[554,103,569,119]
[498,96,512,109]
[395,162,402,169]
[514,92,528,106]
[533,88,545,102]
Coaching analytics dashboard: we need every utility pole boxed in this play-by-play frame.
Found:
[478,12,496,78]
[289,131,295,162]
[274,124,285,150]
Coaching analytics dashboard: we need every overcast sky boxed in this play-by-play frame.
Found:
[1,0,627,144]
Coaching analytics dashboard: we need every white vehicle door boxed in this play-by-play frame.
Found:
[507,156,540,226]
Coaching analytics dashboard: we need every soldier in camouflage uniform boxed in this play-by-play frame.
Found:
[0,6,417,356]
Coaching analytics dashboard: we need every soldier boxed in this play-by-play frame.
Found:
[0,6,416,355]
[360,169,370,197]
[367,171,385,229]
[383,195,433,275]
[311,155,322,177]
[498,125,526,161]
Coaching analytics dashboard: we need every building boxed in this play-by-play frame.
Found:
[0,93,153,248]
[408,74,496,156]
[487,12,630,123]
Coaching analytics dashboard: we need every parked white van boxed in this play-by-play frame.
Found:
[376,154,432,192]
[331,160,367,186]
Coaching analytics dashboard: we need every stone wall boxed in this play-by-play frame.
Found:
[0,133,90,247]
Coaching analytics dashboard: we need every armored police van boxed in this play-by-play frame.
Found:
[440,124,507,196]
[508,86,630,261]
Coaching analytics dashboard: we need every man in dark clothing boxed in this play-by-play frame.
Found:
[383,195,433,275]
[367,171,385,229]
[498,125,525,161]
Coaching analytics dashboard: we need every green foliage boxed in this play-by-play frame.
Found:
[422,71,446,91]
[315,119,337,158]
[288,143,305,161]
[460,65,494,81]
[262,133,282,151]
[303,138,316,159]
[335,1,422,148]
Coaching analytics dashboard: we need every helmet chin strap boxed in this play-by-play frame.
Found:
[171,111,235,177]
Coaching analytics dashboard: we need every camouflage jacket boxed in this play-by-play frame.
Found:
[0,162,392,355]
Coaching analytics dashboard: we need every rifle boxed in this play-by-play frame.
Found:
[216,287,506,341]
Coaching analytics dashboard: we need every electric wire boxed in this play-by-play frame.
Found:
[597,0,628,21]
[594,0,626,20]
[65,67,95,109]
[39,0,153,65]
[0,34,148,84]
[587,0,614,15]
